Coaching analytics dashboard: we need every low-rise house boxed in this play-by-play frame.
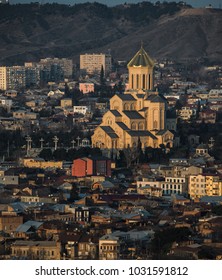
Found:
[177,106,197,121]
[0,213,23,235]
[197,216,222,243]
[79,82,95,94]
[198,109,217,123]
[11,240,61,260]
[99,234,120,260]
[73,106,91,115]
[72,156,111,177]
[14,220,43,239]
[78,234,98,259]
[22,158,63,169]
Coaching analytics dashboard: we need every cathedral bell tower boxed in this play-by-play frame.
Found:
[127,45,154,91]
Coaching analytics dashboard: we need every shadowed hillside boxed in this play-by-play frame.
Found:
[0,2,221,64]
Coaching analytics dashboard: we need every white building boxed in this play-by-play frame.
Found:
[73,105,91,115]
[161,176,187,195]
[178,106,196,121]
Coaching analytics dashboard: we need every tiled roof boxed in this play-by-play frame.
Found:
[100,126,119,139]
[116,94,136,101]
[110,110,122,117]
[122,111,144,119]
[146,94,167,103]
[116,122,130,130]
[126,130,157,139]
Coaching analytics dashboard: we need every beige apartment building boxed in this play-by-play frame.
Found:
[205,175,222,196]
[0,67,7,90]
[188,174,222,199]
[188,174,206,199]
[0,66,26,90]
[80,53,112,75]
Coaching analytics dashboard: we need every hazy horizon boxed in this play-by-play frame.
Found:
[8,0,222,9]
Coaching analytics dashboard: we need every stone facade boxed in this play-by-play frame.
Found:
[91,46,174,152]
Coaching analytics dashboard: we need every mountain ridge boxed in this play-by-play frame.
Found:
[0,2,222,65]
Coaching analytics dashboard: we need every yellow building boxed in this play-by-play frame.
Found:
[205,175,222,196]
[91,46,174,152]
[23,158,63,169]
[188,174,222,199]
[188,174,206,199]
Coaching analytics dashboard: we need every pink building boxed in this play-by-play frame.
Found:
[79,83,94,94]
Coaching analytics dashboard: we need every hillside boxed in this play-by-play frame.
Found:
[0,2,222,65]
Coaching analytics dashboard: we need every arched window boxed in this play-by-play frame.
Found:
[153,120,158,129]
[143,74,145,89]
[112,101,119,110]
[124,103,130,110]
[138,122,144,130]
[131,122,137,130]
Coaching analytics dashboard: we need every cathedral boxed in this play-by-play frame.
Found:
[91,46,175,153]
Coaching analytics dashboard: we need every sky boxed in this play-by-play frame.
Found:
[8,0,222,9]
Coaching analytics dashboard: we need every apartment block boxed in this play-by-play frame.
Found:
[80,53,112,76]
[161,176,187,195]
[0,67,7,90]
[205,175,222,196]
[188,174,206,199]
[39,57,73,78]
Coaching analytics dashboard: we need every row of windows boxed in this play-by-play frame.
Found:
[13,249,55,256]
[100,245,119,251]
[162,185,182,190]
[166,178,185,183]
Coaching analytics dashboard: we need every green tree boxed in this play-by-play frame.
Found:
[100,65,105,86]
[39,148,53,160]
[53,148,67,160]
